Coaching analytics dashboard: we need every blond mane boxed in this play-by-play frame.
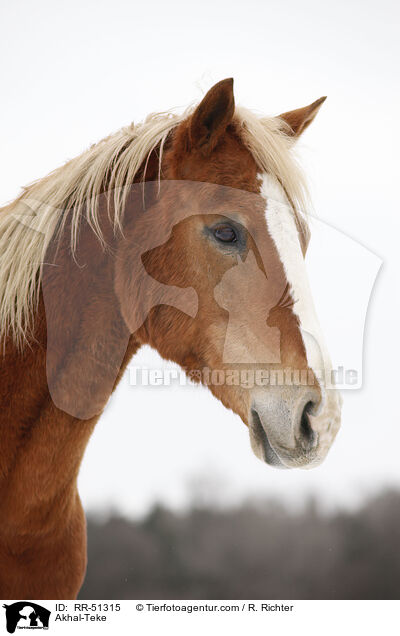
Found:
[0,104,309,347]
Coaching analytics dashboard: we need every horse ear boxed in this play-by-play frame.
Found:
[279,96,327,137]
[189,78,235,153]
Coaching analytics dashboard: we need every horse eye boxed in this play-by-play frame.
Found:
[214,226,237,243]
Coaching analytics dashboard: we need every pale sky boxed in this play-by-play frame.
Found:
[1,0,399,517]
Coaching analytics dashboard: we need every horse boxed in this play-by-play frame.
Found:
[0,78,341,599]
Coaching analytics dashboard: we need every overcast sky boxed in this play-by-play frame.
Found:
[1,0,399,517]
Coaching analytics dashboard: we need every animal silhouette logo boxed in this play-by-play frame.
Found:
[214,250,282,363]
[2,602,50,633]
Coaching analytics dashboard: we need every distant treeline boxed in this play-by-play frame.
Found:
[79,490,400,599]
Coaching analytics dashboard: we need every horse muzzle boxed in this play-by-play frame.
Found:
[249,386,342,469]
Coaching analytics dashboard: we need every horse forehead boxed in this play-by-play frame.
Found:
[259,172,304,283]
[173,128,260,191]
[259,172,291,206]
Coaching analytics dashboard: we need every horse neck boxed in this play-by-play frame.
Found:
[0,147,167,516]
[0,241,141,527]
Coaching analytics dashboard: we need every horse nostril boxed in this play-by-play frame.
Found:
[300,401,317,446]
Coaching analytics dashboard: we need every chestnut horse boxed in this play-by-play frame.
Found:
[0,79,341,599]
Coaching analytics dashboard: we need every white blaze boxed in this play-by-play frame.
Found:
[259,173,333,398]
